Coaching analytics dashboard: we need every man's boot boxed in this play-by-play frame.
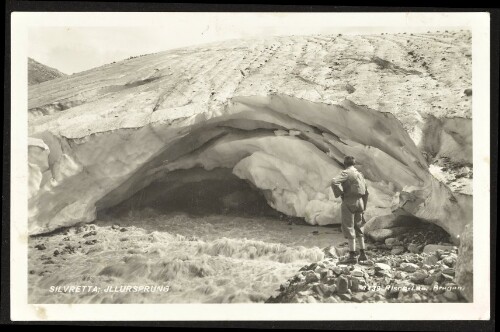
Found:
[341,251,358,264]
[358,249,368,262]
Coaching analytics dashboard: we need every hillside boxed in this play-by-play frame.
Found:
[28,57,67,85]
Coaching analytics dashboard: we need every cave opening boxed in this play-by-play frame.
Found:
[98,167,282,219]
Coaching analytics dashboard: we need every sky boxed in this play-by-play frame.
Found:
[27,13,467,74]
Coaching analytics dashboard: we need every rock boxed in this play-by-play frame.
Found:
[351,269,364,277]
[63,244,77,254]
[407,243,420,253]
[443,290,458,302]
[301,262,317,271]
[112,224,120,230]
[351,292,365,303]
[410,270,428,284]
[53,249,60,256]
[314,265,325,274]
[82,230,97,238]
[374,262,391,271]
[337,276,349,294]
[345,83,356,94]
[293,274,306,283]
[279,281,290,291]
[305,271,320,283]
[435,249,447,258]
[423,254,439,266]
[360,259,374,266]
[84,239,97,245]
[75,226,85,234]
[332,266,343,275]
[385,237,398,247]
[341,266,351,274]
[339,293,352,301]
[364,291,376,298]
[400,263,419,273]
[368,229,394,242]
[120,228,128,232]
[366,268,376,276]
[464,88,472,96]
[42,258,55,265]
[423,275,436,285]
[378,269,394,278]
[35,244,46,250]
[442,268,455,276]
[423,244,454,254]
[455,223,472,302]
[320,269,333,280]
[312,284,335,297]
[391,246,405,255]
[441,273,454,282]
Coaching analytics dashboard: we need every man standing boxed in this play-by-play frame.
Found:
[331,156,369,264]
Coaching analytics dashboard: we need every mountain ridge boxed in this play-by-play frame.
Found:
[28,57,67,85]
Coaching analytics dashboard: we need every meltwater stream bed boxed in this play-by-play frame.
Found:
[28,209,344,304]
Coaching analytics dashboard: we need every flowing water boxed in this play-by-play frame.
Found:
[28,208,345,304]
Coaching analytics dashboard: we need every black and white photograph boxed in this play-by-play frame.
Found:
[9,10,491,321]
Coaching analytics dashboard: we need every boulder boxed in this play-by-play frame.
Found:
[336,276,349,294]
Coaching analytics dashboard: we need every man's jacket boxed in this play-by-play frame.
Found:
[331,166,369,213]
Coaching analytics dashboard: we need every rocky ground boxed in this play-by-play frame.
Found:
[267,224,467,303]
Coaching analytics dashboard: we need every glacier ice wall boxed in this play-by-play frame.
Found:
[28,95,471,238]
